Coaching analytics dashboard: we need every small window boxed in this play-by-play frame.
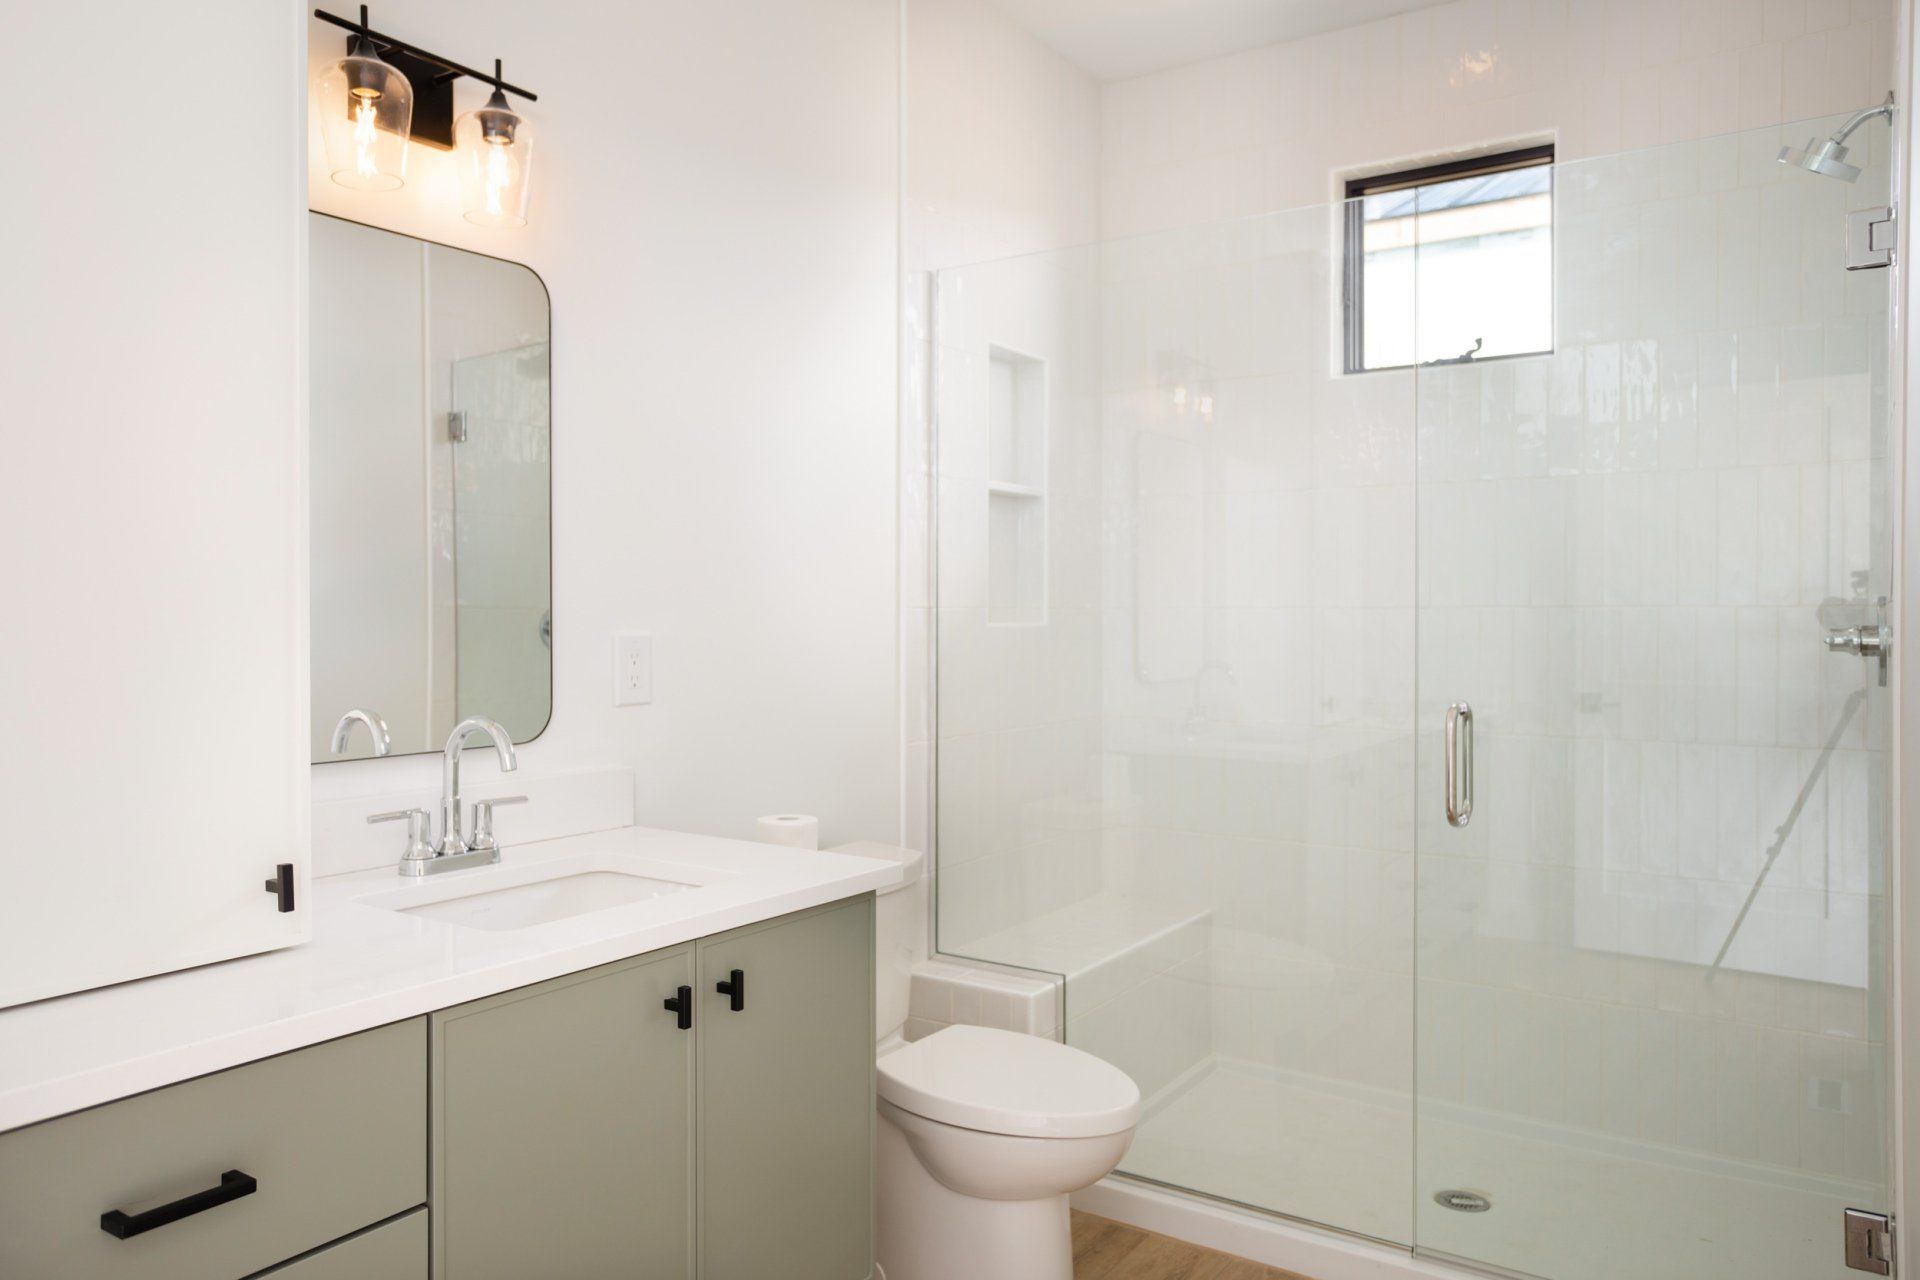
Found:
[1343,145,1554,373]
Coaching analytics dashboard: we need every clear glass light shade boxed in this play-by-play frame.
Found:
[316,48,413,191]
[455,97,534,228]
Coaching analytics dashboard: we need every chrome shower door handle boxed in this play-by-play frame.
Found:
[1444,702,1473,828]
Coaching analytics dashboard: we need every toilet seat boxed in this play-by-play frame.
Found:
[876,1025,1139,1139]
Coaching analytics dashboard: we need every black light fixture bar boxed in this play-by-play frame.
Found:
[314,6,539,101]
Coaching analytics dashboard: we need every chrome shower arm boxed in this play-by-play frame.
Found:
[1831,94,1896,146]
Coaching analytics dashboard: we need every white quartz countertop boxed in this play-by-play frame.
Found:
[0,826,901,1133]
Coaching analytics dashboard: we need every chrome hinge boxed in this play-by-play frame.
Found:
[447,410,469,443]
[1845,1208,1894,1274]
[1846,205,1895,270]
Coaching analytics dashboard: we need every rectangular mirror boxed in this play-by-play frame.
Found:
[309,212,552,763]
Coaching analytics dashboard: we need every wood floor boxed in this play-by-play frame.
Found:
[1071,1211,1315,1280]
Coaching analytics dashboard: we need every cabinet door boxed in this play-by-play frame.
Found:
[432,949,694,1280]
[697,896,875,1279]
[0,0,308,1010]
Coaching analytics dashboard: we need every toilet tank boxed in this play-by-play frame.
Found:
[827,842,925,1044]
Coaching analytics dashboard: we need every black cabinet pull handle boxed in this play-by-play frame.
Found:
[263,864,295,913]
[716,968,745,1012]
[664,985,692,1030]
[101,1169,256,1239]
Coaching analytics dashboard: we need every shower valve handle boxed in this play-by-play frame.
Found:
[1824,624,1887,655]
[1825,624,1890,686]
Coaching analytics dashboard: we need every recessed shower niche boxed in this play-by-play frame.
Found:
[985,345,1046,626]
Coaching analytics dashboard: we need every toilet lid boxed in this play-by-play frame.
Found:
[877,1025,1141,1139]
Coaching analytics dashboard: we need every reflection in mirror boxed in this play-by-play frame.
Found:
[309,213,552,763]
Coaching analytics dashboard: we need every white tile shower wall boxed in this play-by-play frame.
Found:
[309,1,901,853]
[1414,123,1892,1189]
[1098,0,1898,239]
[905,0,1106,964]
[935,249,1108,947]
[905,959,1062,1042]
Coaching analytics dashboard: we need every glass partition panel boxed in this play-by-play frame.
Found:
[1413,114,1895,1280]
[933,201,1418,1243]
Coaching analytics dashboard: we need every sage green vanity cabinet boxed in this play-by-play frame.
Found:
[0,1018,425,1280]
[252,1208,427,1278]
[0,895,874,1280]
[431,895,876,1280]
[697,895,875,1279]
[430,946,696,1280]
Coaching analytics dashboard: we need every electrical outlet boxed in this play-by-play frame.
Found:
[614,633,652,706]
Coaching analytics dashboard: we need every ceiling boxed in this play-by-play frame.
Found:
[988,0,1450,81]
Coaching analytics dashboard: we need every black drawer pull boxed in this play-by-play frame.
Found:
[715,968,745,1012]
[264,863,295,913]
[664,985,693,1030]
[100,1169,257,1239]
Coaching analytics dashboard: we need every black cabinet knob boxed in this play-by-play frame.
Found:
[715,968,745,1012]
[663,985,692,1031]
[263,864,295,913]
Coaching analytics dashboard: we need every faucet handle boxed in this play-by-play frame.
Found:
[368,808,436,869]
[468,796,528,852]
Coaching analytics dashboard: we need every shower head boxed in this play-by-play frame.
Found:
[1778,94,1895,182]
[1777,135,1863,181]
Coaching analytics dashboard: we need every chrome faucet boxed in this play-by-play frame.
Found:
[330,707,391,757]
[368,715,520,878]
[438,717,518,854]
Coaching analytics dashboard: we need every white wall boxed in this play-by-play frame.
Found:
[1101,0,1898,237]
[308,0,902,851]
[0,0,309,1005]
[904,0,1103,276]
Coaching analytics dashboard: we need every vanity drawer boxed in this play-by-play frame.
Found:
[0,1018,426,1280]
[253,1208,427,1279]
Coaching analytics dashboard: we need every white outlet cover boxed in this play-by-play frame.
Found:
[614,633,652,706]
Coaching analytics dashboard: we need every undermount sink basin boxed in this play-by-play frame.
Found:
[392,869,696,932]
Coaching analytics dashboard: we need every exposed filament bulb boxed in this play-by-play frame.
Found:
[352,94,381,180]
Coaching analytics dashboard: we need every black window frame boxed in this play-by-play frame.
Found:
[1342,143,1556,375]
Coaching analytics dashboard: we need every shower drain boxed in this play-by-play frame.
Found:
[1434,1189,1493,1213]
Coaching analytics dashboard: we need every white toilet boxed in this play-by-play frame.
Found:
[875,1024,1141,1280]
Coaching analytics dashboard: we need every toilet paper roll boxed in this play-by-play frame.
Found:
[756,814,820,850]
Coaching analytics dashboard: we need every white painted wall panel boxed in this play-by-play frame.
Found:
[308,1,902,851]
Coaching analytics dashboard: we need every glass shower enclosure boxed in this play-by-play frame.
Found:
[927,111,1894,1280]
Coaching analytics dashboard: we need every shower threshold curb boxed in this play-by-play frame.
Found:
[1074,1174,1521,1280]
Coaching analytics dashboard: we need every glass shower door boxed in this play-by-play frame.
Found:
[1413,115,1895,1280]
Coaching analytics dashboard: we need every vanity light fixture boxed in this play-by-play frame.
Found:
[455,61,535,228]
[314,5,413,190]
[313,7,540,222]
